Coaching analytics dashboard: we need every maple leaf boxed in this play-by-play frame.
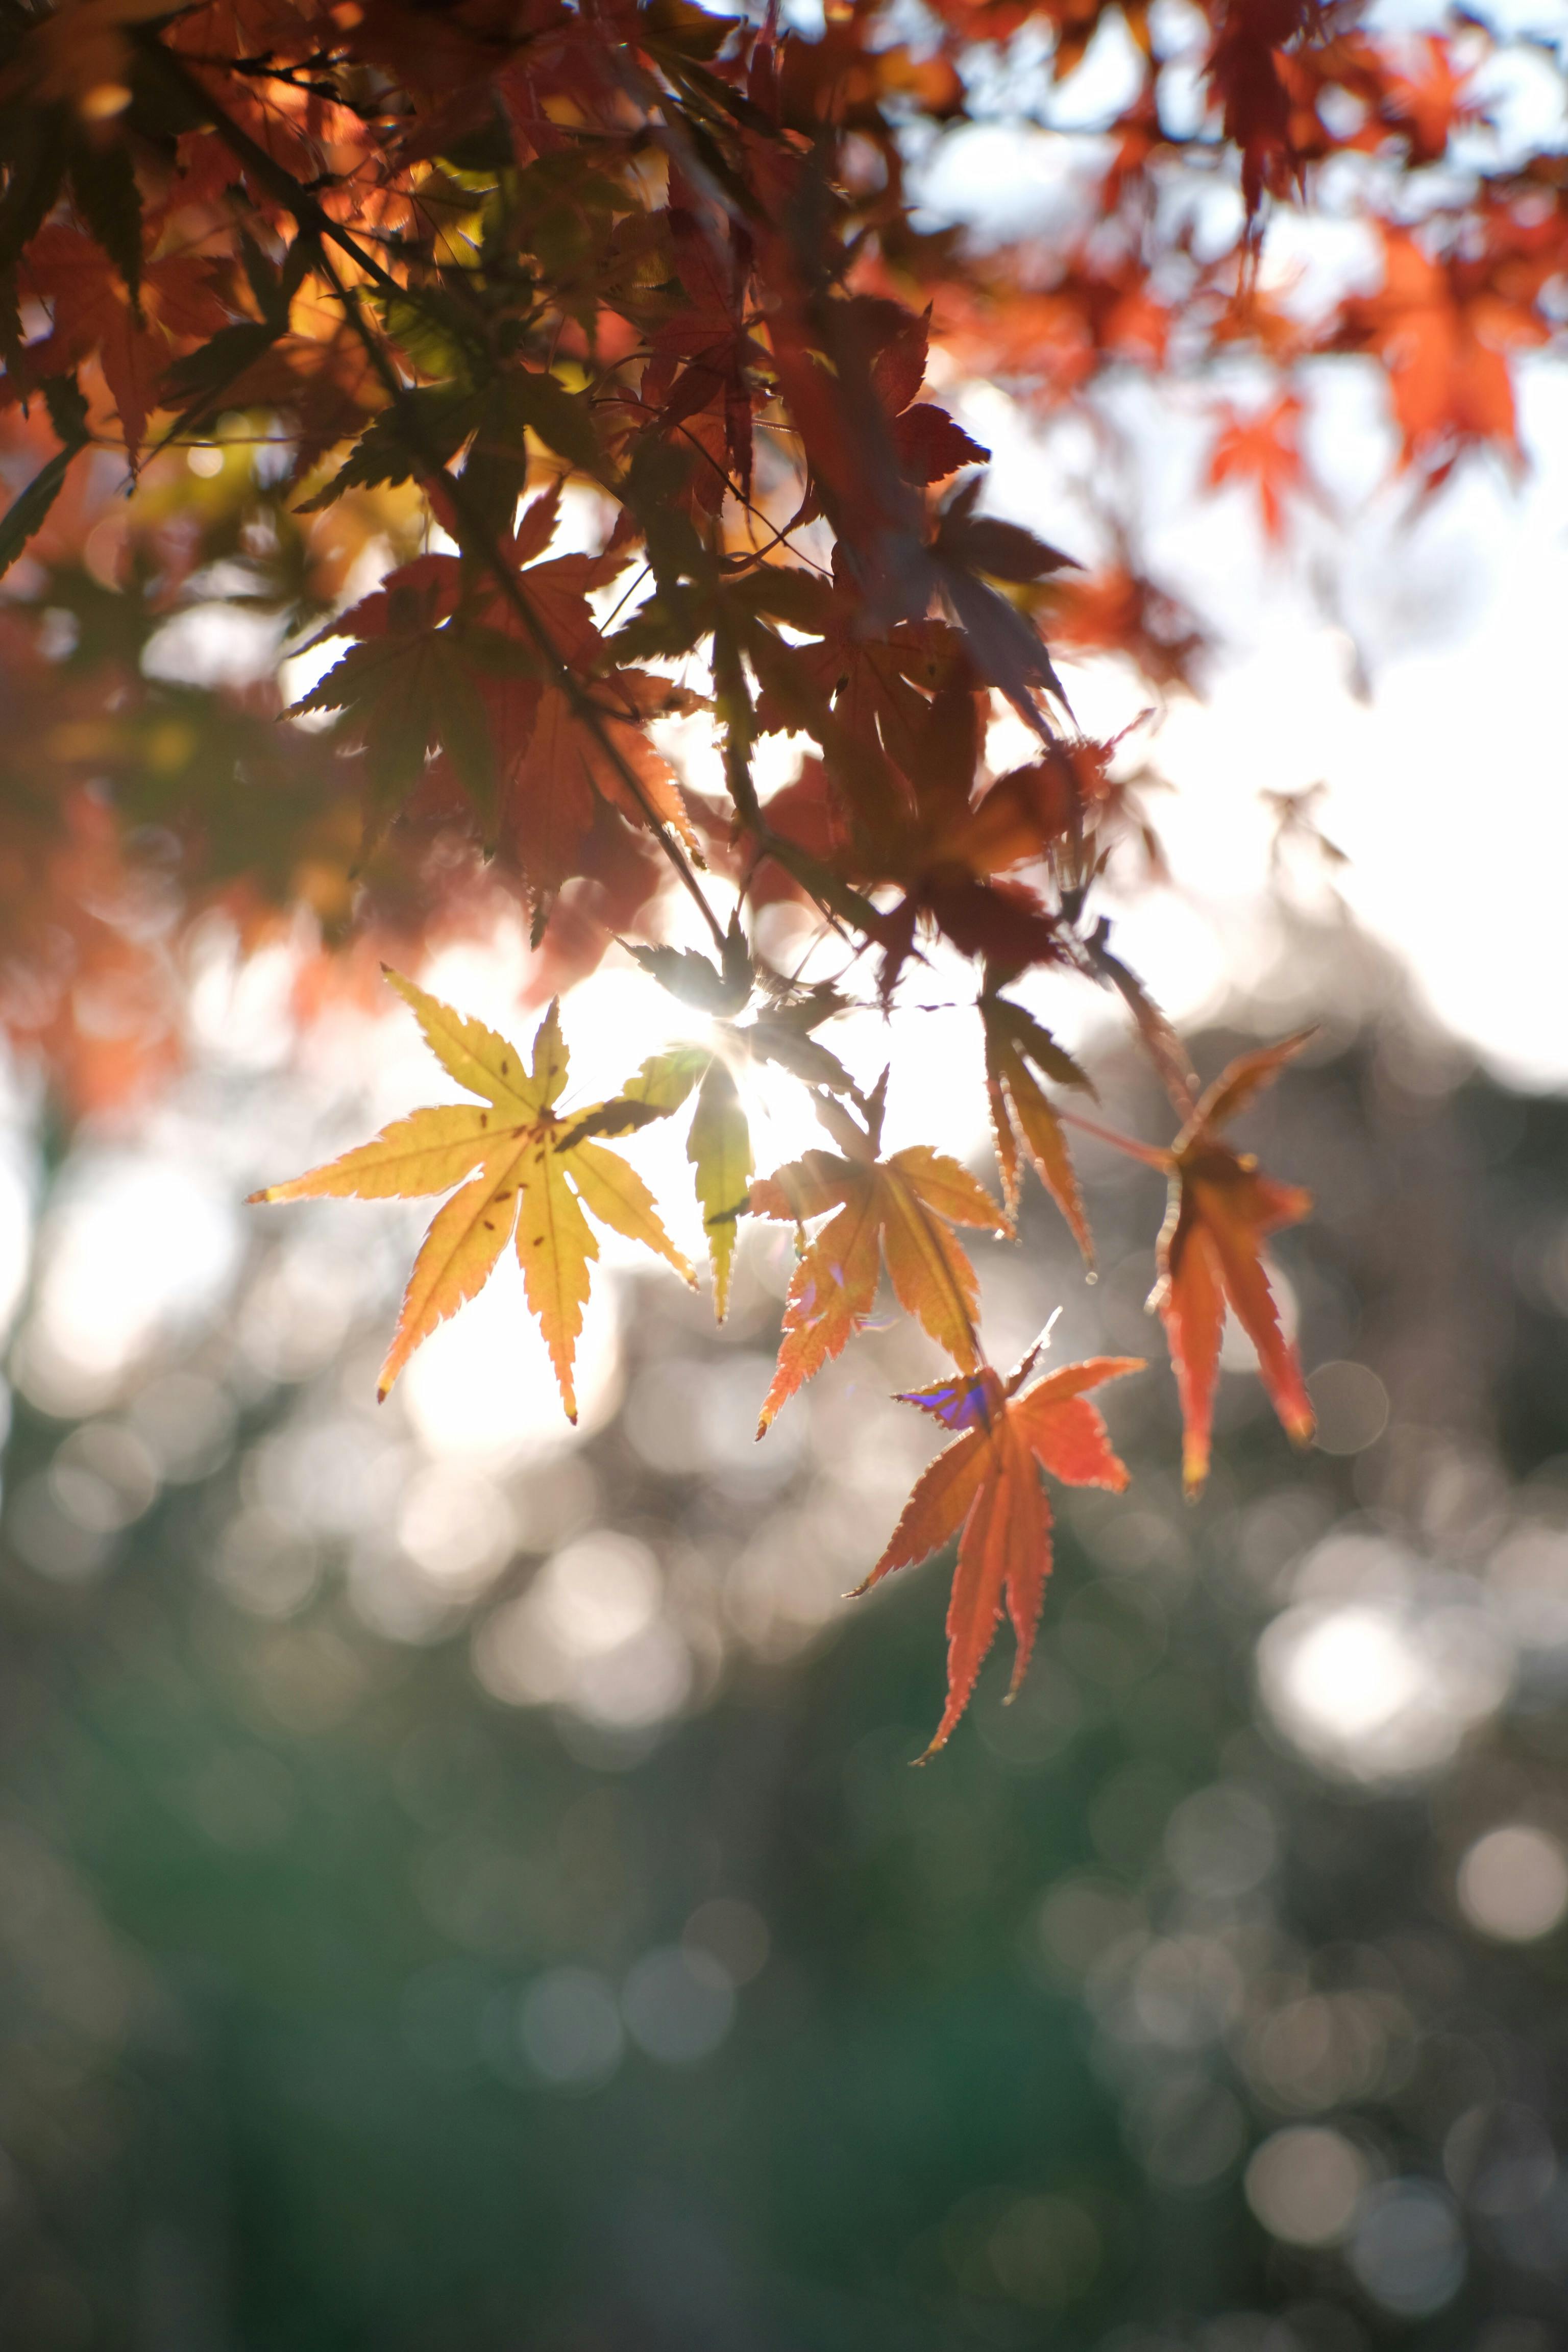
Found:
[748,668,1085,996]
[1047,563,1208,695]
[777,296,989,529]
[511,669,702,902]
[1207,395,1307,546]
[929,477,1079,736]
[1333,227,1545,478]
[749,556,962,776]
[750,1081,1008,1433]
[1149,1032,1316,1497]
[618,1041,755,1320]
[1380,35,1484,166]
[857,1349,1144,1756]
[288,500,699,878]
[249,972,694,1419]
[289,560,525,835]
[866,300,991,487]
[1204,0,1316,216]
[642,203,767,510]
[19,224,229,457]
[846,299,992,492]
[4,0,1560,1648]
[982,995,1095,1264]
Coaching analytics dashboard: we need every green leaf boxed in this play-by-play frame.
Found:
[689,1057,753,1319]
[624,1044,712,1114]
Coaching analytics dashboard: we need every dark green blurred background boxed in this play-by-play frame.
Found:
[2,930,1566,2351]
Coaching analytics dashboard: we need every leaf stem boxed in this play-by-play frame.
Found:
[1055,1107,1171,1171]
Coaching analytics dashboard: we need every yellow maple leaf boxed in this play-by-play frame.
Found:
[249,970,694,1419]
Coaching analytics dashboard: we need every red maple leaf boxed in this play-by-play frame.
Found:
[1207,394,1307,544]
[19,224,228,456]
[857,1348,1143,1755]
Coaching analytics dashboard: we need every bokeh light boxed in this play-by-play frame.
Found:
[1457,1826,1568,1944]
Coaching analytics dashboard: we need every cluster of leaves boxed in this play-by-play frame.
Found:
[255,972,1311,1746]
[2,0,1564,1738]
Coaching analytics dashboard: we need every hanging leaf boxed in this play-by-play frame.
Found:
[859,1349,1144,1755]
[982,995,1095,1264]
[1150,1031,1316,1495]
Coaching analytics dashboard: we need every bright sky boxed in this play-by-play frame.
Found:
[957,358,1568,1093]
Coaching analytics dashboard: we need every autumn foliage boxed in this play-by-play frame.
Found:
[2,0,1563,1744]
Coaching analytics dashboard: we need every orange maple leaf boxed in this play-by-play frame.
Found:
[982,994,1095,1264]
[750,1081,1007,1433]
[1149,1032,1316,1496]
[19,223,228,457]
[511,668,701,900]
[1336,228,1543,476]
[250,971,694,1418]
[1207,394,1307,545]
[1381,35,1484,166]
[858,1349,1144,1756]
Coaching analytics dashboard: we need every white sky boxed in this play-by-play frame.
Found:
[956,356,1568,1094]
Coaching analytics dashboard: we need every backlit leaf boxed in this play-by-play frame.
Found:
[251,975,693,1420]
[688,1055,752,1318]
[1149,1031,1316,1496]
[982,996,1094,1263]
[751,1096,1007,1432]
[859,1352,1143,1754]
